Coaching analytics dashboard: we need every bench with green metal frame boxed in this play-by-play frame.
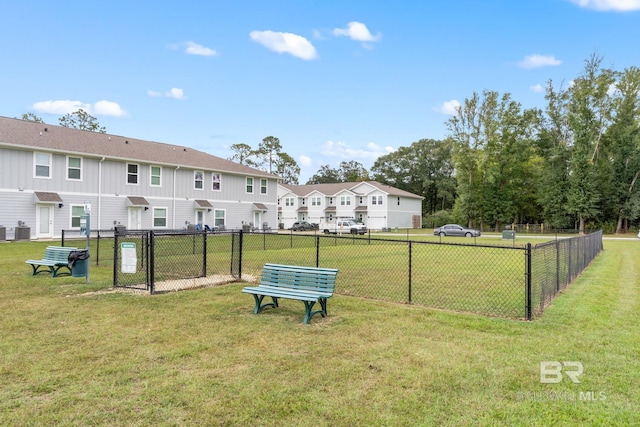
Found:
[242,263,339,324]
[25,246,78,277]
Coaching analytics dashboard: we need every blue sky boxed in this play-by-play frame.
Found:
[2,0,639,183]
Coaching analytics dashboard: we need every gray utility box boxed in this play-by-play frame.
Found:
[0,226,5,241]
[15,226,31,241]
[502,230,516,240]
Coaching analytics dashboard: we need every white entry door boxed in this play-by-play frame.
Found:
[253,211,261,229]
[128,207,142,230]
[36,204,53,239]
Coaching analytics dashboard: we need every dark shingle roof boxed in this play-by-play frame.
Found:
[280,181,423,199]
[0,116,276,178]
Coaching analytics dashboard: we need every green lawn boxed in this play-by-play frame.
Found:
[1,238,638,426]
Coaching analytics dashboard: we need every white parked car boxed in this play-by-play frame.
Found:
[323,220,367,235]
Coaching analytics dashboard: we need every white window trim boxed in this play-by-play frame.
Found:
[126,163,140,186]
[194,170,204,191]
[212,173,221,191]
[66,156,82,181]
[70,205,85,228]
[246,177,254,194]
[150,165,162,187]
[214,209,226,227]
[152,207,168,228]
[34,152,52,179]
[260,178,267,195]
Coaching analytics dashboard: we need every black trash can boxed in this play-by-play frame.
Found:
[68,249,90,277]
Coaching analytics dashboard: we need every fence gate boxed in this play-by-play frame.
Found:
[113,231,150,291]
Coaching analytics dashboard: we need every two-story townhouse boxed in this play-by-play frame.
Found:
[277,182,423,230]
[0,116,278,240]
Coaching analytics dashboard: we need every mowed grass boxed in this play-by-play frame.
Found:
[1,238,639,426]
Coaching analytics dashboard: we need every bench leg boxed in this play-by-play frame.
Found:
[252,294,279,314]
[52,265,72,278]
[29,264,54,276]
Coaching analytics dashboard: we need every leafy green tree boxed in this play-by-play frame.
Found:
[306,165,341,184]
[337,161,369,182]
[58,109,106,133]
[17,113,44,123]
[565,54,615,233]
[274,152,301,184]
[602,66,640,233]
[536,80,573,229]
[371,139,456,216]
[228,143,259,168]
[257,136,282,174]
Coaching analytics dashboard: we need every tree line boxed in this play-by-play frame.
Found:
[20,54,640,233]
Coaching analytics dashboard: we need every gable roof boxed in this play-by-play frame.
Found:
[0,116,276,178]
[279,181,423,199]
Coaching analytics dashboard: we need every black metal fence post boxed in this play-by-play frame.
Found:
[112,232,118,288]
[149,231,155,294]
[316,235,320,268]
[555,238,560,293]
[61,229,65,247]
[202,232,207,277]
[526,242,532,320]
[408,241,413,303]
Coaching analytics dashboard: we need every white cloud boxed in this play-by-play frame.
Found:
[299,155,312,167]
[530,83,545,93]
[438,99,461,115]
[167,88,186,99]
[32,99,126,117]
[147,88,187,100]
[320,140,394,162]
[570,0,640,11]
[185,41,218,56]
[250,30,318,60]
[93,100,127,116]
[332,21,381,42]
[518,54,562,69]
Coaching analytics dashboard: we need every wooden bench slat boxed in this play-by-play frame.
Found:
[242,264,339,324]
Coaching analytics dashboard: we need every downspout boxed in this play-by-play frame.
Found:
[173,166,180,229]
[98,157,105,230]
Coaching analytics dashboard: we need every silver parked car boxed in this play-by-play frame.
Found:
[433,224,481,237]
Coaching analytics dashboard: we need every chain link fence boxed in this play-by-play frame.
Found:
[106,229,602,319]
[529,230,604,317]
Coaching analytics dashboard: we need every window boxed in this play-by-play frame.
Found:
[212,173,221,191]
[260,178,267,195]
[150,166,161,186]
[371,195,383,205]
[194,171,203,189]
[214,209,225,227]
[340,196,351,206]
[127,163,139,185]
[246,177,254,193]
[285,197,295,207]
[311,197,321,206]
[71,206,85,228]
[34,152,51,178]
[67,156,82,180]
[153,208,167,227]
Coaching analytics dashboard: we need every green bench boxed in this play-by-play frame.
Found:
[242,263,339,324]
[25,246,78,277]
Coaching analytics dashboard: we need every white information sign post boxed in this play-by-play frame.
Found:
[121,242,137,273]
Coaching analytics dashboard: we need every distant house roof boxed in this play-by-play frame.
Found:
[0,116,277,179]
[279,181,423,199]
